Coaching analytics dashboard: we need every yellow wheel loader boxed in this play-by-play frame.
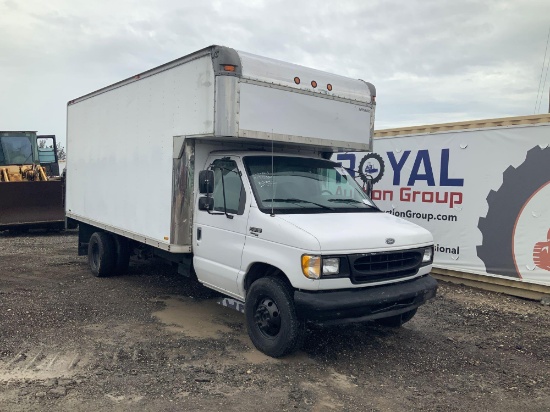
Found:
[0,131,65,231]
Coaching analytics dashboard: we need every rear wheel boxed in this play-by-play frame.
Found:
[88,232,116,277]
[375,308,417,327]
[245,277,304,358]
[113,235,131,274]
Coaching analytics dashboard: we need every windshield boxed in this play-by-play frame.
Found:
[0,135,36,166]
[243,156,378,214]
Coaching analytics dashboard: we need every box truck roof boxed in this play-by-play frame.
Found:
[237,50,374,103]
[68,45,375,106]
[67,45,376,161]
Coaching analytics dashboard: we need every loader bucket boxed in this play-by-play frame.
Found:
[0,180,65,230]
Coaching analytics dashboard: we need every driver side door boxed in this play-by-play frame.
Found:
[193,157,249,298]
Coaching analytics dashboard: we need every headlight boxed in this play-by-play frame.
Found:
[422,246,434,264]
[301,255,341,278]
[301,255,321,279]
[322,257,340,275]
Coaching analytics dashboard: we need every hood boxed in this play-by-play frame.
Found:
[277,212,433,253]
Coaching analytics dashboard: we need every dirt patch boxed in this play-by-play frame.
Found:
[1,231,549,411]
[152,296,238,339]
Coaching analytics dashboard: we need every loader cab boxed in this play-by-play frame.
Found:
[0,133,59,176]
[37,135,60,177]
[0,131,38,166]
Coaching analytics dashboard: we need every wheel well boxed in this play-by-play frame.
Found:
[243,263,292,295]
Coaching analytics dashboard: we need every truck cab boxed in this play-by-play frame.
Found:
[194,150,436,356]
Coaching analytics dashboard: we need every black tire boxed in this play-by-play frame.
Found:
[477,146,550,278]
[113,235,131,275]
[245,277,305,358]
[88,232,116,277]
[375,308,417,327]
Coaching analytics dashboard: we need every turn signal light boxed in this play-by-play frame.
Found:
[301,255,321,279]
[223,65,236,72]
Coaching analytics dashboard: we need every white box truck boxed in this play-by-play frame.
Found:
[66,46,437,357]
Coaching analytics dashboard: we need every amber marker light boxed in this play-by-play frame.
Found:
[311,80,317,88]
[294,77,301,84]
[327,84,333,91]
[223,65,236,72]
[301,255,321,279]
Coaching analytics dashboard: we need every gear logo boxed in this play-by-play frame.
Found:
[477,146,550,278]
[358,153,385,185]
[533,229,550,271]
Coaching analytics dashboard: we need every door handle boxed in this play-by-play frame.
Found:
[197,227,202,241]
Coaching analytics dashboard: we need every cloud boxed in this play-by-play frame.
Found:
[1,0,549,144]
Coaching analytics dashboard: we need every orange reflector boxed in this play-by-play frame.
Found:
[294,77,300,85]
[311,80,317,88]
[327,84,333,91]
[223,65,236,72]
[164,236,169,240]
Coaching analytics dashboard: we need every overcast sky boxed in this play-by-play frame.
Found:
[2,0,550,147]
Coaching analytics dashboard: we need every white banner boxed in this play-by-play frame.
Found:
[335,123,550,286]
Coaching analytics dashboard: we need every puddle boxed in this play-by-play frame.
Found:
[153,295,315,365]
[152,296,244,339]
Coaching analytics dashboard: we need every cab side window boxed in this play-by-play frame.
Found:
[212,159,246,215]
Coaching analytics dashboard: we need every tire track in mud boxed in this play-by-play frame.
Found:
[0,349,86,381]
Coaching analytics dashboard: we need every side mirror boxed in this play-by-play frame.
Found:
[198,197,214,211]
[199,170,214,194]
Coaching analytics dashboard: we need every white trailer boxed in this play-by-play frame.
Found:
[66,46,437,357]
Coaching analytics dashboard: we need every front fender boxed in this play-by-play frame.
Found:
[238,236,320,296]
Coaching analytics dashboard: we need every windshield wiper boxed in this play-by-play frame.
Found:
[262,198,335,210]
[327,198,362,203]
[327,198,378,209]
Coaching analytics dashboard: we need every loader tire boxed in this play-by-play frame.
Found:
[88,232,116,277]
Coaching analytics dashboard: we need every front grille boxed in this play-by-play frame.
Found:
[349,249,423,284]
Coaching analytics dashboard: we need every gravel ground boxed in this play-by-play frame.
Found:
[0,230,549,411]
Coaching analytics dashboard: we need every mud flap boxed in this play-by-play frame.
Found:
[0,180,65,229]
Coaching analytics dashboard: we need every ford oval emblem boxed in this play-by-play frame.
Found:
[386,238,395,245]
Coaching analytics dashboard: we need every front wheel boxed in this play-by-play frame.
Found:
[375,308,417,327]
[245,277,304,358]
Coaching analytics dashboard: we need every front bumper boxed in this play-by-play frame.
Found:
[294,275,438,325]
